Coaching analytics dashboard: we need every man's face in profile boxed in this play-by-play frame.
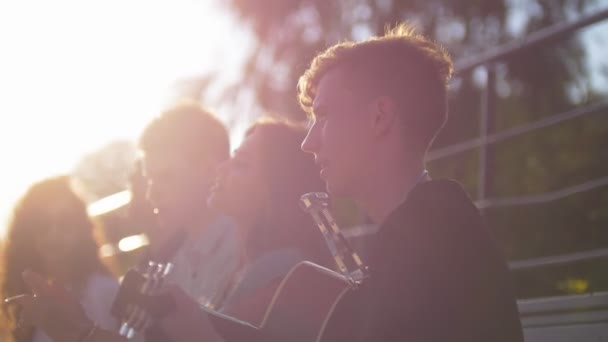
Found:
[301,67,376,197]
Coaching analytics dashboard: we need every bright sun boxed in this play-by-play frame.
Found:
[0,0,252,236]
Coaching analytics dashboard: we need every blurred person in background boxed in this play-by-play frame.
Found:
[0,176,118,342]
[205,119,331,324]
[137,101,240,308]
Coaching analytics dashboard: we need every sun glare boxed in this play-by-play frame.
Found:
[0,0,252,236]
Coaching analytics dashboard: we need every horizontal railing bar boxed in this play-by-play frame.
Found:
[510,247,608,271]
[476,175,608,209]
[427,99,608,161]
[518,292,608,316]
[455,8,608,74]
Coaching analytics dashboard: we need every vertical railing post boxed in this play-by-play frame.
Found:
[478,64,497,204]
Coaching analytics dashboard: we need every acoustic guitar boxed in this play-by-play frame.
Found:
[110,192,368,342]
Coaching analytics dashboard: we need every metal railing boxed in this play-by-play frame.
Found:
[427,8,608,271]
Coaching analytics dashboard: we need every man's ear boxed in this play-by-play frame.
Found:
[371,95,398,137]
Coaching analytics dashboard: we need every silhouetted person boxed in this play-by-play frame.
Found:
[138,101,240,308]
[1,176,118,342]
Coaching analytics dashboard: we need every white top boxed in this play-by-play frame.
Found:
[32,272,119,342]
[166,215,240,309]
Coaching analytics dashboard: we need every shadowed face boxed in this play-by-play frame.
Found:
[143,151,213,229]
[301,67,376,197]
[208,131,268,227]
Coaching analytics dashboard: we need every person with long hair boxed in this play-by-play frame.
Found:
[207,119,331,324]
[1,176,118,342]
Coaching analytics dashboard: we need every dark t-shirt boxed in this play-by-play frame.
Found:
[320,179,524,341]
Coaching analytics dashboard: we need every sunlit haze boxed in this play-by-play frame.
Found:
[0,1,606,239]
[0,0,254,236]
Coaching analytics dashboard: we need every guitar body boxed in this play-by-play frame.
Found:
[112,261,352,342]
[259,261,351,342]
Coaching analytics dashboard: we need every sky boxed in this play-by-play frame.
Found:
[0,0,606,237]
[0,0,255,234]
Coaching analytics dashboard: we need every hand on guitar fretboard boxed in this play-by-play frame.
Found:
[111,261,174,339]
[111,260,356,342]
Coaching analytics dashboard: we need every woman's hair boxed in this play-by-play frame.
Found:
[243,119,331,266]
[0,175,108,341]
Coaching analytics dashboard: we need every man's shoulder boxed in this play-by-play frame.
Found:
[408,179,475,211]
[374,178,500,272]
[382,179,480,236]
